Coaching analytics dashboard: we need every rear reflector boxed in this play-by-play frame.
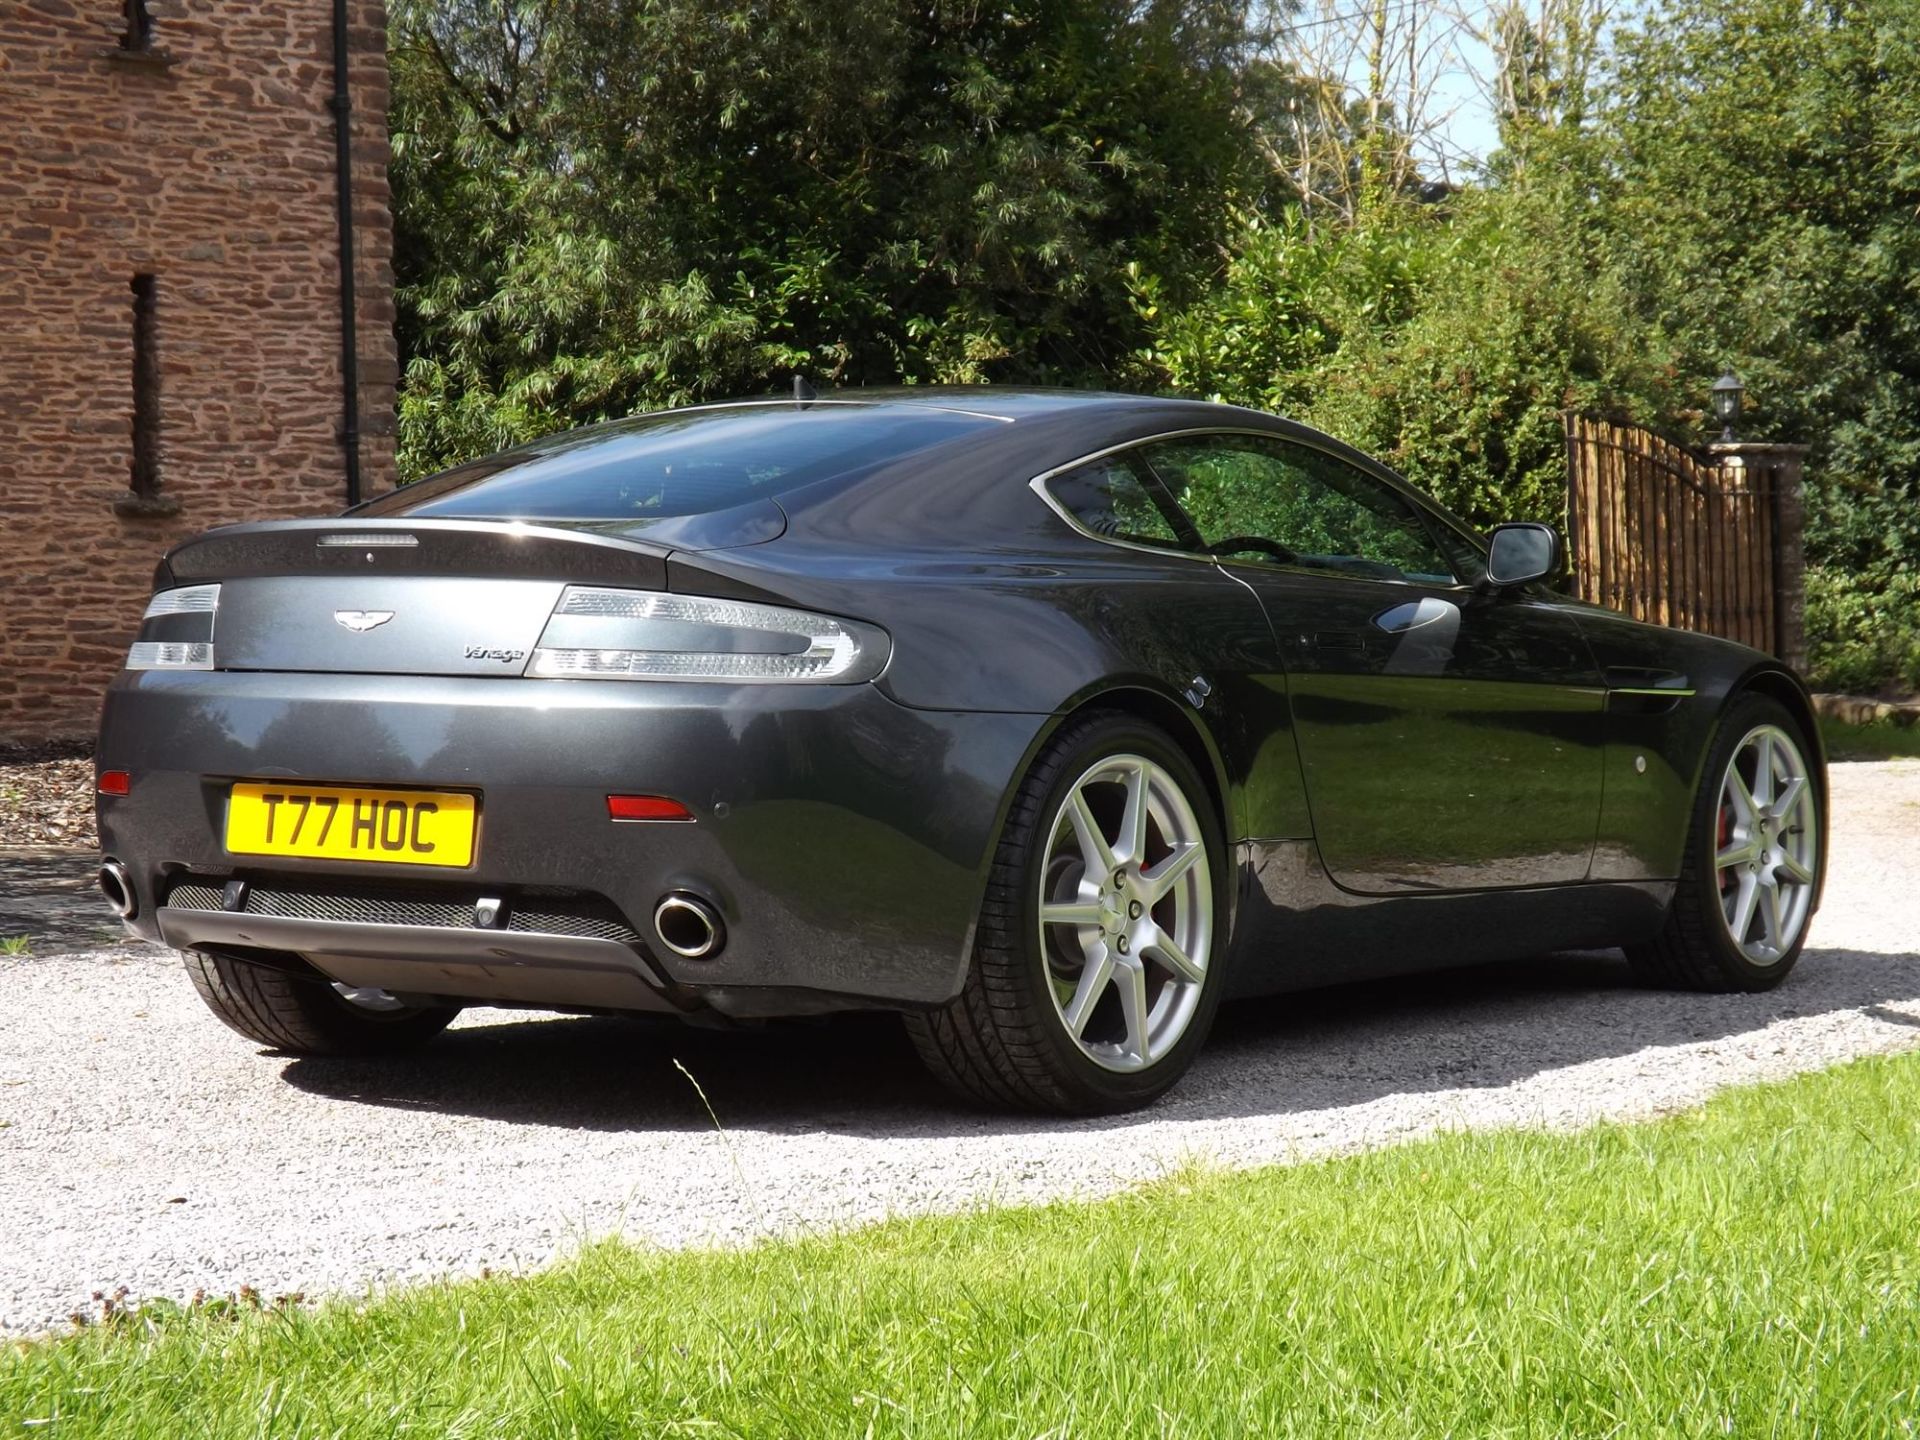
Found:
[97,771,131,796]
[607,794,694,822]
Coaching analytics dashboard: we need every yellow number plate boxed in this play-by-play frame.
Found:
[225,783,476,868]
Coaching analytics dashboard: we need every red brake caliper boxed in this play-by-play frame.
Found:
[1717,802,1733,891]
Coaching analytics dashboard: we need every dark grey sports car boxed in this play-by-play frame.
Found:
[96,388,1827,1113]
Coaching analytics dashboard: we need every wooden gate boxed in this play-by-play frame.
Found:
[1563,414,1807,670]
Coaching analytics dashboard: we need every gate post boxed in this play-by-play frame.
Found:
[1706,442,1809,673]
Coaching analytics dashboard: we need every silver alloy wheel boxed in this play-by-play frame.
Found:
[1037,753,1212,1073]
[1714,723,1818,964]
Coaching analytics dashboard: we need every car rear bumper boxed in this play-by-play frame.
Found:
[154,902,683,1012]
[97,670,1047,1013]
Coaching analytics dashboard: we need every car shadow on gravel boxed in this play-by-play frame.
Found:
[0,848,130,953]
[276,942,1920,1136]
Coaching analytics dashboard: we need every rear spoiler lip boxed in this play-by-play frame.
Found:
[158,517,674,589]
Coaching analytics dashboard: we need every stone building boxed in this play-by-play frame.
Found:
[0,0,396,743]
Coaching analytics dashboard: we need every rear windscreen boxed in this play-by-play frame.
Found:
[360,403,998,521]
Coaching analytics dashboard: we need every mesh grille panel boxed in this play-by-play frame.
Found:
[245,889,474,928]
[166,884,224,911]
[510,909,643,943]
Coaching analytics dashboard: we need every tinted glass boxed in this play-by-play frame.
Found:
[1432,521,1489,584]
[363,404,998,521]
[1143,435,1456,583]
[1046,456,1188,548]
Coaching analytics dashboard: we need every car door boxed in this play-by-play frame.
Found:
[1033,448,1313,846]
[1137,432,1606,894]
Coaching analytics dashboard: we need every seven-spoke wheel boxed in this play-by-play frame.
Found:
[1039,754,1212,1072]
[905,712,1225,1113]
[1712,724,1818,965]
[1628,694,1822,992]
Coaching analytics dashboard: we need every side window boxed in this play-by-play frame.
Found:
[1142,435,1457,584]
[1044,455,1190,550]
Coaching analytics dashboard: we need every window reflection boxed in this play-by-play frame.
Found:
[1143,435,1457,584]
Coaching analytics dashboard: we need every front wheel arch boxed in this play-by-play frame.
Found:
[1627,690,1823,991]
[1730,665,1828,913]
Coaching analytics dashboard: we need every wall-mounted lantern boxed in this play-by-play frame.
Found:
[1711,369,1745,443]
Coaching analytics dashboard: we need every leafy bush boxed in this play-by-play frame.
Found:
[1131,188,1678,532]
[389,0,1281,477]
[1805,567,1920,697]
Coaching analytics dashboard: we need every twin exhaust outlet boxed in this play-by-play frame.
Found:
[98,860,136,920]
[652,892,725,959]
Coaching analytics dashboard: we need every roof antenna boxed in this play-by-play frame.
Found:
[792,372,818,407]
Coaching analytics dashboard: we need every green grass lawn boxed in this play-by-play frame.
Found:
[9,1054,1920,1437]
[1821,713,1920,762]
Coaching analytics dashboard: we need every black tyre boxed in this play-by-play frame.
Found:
[1626,694,1823,993]
[182,949,460,1055]
[905,712,1228,1114]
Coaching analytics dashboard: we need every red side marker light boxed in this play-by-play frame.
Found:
[607,794,693,822]
[97,771,131,797]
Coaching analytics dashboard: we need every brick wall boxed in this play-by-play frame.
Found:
[0,0,395,742]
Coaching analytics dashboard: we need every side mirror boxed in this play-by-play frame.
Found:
[1485,522,1561,588]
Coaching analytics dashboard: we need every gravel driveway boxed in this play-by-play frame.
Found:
[5,760,1918,1336]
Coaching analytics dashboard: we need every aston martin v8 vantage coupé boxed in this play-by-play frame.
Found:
[96,389,1826,1112]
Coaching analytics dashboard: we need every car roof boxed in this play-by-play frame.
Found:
[357,387,1487,557]
[733,388,1492,557]
[653,386,1216,424]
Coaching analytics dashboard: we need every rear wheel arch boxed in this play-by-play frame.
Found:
[952,684,1238,1007]
[910,705,1232,1111]
[1050,685,1235,843]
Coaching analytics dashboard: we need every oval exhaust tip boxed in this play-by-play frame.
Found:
[654,892,724,960]
[99,861,136,920]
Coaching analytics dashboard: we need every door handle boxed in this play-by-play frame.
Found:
[1371,597,1461,634]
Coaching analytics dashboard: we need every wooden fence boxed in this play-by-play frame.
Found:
[1563,414,1807,671]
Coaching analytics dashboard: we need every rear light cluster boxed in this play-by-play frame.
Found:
[530,586,887,684]
[126,584,219,670]
[120,580,887,685]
